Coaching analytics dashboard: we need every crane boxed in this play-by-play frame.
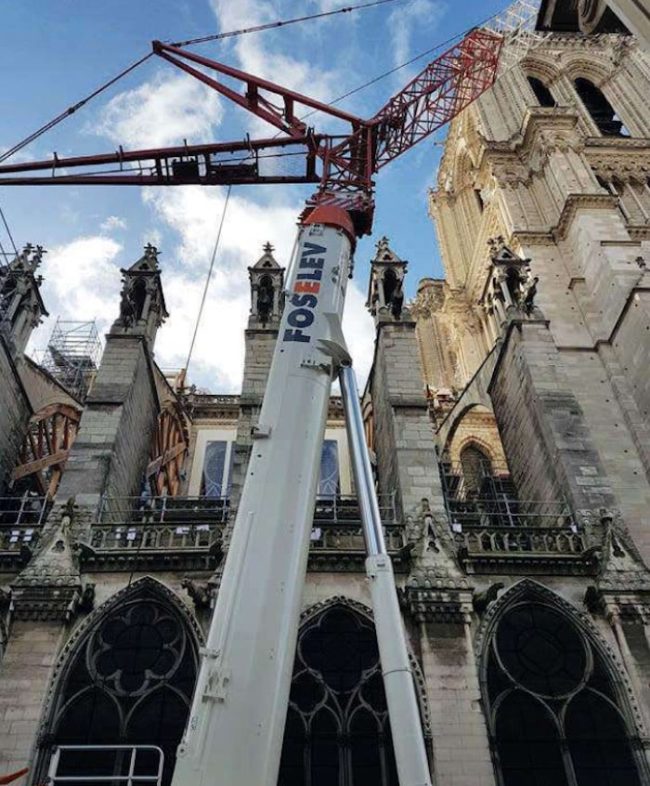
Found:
[0,3,545,785]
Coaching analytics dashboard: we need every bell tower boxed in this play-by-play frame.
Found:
[229,243,285,505]
[111,243,168,346]
[0,244,48,356]
[367,236,408,325]
[248,242,284,326]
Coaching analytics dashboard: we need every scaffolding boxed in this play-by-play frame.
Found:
[41,319,102,401]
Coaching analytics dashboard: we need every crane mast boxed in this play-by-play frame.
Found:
[0,4,548,783]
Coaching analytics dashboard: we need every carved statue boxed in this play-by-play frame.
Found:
[390,278,404,319]
[473,582,505,614]
[182,578,211,609]
[522,275,539,314]
[119,287,136,327]
[0,587,11,614]
[77,583,96,614]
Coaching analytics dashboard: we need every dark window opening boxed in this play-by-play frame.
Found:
[475,188,485,213]
[460,445,492,498]
[46,594,198,786]
[382,268,398,305]
[574,78,630,137]
[257,274,274,323]
[278,606,400,786]
[527,77,556,108]
[488,602,642,786]
[131,278,148,322]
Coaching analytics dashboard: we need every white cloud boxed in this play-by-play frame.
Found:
[208,0,345,135]
[100,215,127,232]
[389,0,446,71]
[143,186,375,390]
[29,235,123,355]
[91,71,224,149]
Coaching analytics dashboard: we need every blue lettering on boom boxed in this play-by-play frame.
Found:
[283,242,327,344]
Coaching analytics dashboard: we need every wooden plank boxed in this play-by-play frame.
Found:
[12,449,69,480]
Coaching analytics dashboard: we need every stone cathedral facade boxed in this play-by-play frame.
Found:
[1,4,650,786]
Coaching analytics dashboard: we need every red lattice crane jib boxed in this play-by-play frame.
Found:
[0,28,503,236]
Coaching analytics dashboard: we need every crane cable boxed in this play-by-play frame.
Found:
[171,0,405,47]
[0,0,405,167]
[184,185,232,376]
[0,206,18,255]
[0,53,154,166]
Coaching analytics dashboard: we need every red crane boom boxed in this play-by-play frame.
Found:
[0,28,502,235]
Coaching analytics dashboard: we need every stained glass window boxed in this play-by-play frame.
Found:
[278,606,400,786]
[488,602,642,786]
[318,440,339,498]
[201,440,229,498]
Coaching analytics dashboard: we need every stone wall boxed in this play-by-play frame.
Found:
[489,320,616,511]
[0,339,31,494]
[371,320,447,519]
[57,336,158,507]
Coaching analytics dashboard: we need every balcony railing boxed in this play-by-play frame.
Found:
[447,498,575,531]
[97,495,231,526]
[85,494,402,570]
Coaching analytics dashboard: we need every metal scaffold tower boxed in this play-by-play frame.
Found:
[40,318,102,400]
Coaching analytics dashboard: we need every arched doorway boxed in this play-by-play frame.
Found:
[278,603,400,786]
[41,582,199,786]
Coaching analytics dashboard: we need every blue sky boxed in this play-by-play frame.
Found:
[0,0,506,390]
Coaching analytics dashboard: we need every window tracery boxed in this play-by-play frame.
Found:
[486,601,643,786]
[47,593,198,786]
[278,605,399,786]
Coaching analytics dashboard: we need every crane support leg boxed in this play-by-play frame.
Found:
[339,365,434,786]
[171,209,354,786]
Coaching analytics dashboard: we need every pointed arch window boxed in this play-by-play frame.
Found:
[527,76,556,108]
[485,601,643,786]
[574,78,630,137]
[44,590,198,786]
[278,605,400,786]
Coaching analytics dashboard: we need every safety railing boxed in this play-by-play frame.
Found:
[47,745,164,786]
[97,495,231,526]
[90,494,400,556]
[0,495,48,553]
[310,522,406,552]
[447,498,575,531]
[313,493,397,525]
[0,495,48,526]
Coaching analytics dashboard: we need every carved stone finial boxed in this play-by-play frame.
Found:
[144,242,159,262]
[263,241,274,254]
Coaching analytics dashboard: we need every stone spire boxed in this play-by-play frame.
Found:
[248,241,284,326]
[0,244,48,356]
[111,243,168,346]
[367,236,409,324]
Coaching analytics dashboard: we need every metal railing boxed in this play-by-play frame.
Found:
[90,494,400,554]
[447,498,575,531]
[0,495,48,552]
[0,495,48,526]
[47,745,164,786]
[97,495,231,526]
[310,522,406,552]
[313,493,397,525]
